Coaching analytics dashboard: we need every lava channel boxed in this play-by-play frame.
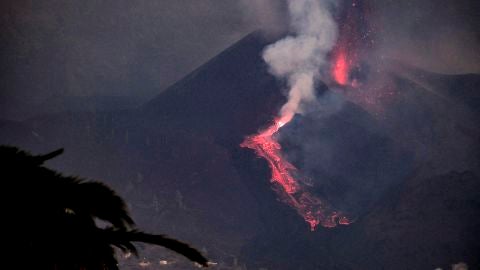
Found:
[241,116,350,231]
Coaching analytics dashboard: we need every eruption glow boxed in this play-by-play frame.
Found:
[330,0,375,88]
[332,50,349,85]
[241,116,350,230]
[241,0,352,230]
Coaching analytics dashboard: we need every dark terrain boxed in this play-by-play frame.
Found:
[1,31,479,269]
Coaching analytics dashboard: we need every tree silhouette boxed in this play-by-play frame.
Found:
[1,145,209,269]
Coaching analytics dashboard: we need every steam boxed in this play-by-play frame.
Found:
[262,0,338,121]
[241,0,354,230]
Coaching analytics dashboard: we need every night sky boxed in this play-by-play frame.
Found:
[1,1,479,269]
[0,0,478,119]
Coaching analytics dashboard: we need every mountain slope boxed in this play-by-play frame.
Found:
[0,31,479,269]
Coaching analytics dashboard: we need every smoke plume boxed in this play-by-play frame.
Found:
[240,0,357,229]
[262,0,338,122]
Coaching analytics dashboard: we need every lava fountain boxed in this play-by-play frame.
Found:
[332,50,349,86]
[331,0,375,87]
[241,114,350,231]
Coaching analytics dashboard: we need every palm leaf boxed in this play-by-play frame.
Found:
[102,228,209,267]
[1,145,210,269]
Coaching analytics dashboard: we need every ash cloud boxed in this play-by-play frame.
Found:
[247,0,480,75]
[278,95,414,216]
[370,0,480,74]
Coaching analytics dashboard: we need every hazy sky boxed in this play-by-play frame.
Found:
[0,0,478,119]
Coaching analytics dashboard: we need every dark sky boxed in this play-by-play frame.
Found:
[0,1,277,102]
[0,0,478,119]
[372,0,480,74]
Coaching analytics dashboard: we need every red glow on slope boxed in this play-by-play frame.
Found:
[330,0,376,88]
[241,116,351,231]
[332,51,349,85]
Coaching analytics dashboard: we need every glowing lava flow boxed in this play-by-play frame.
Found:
[241,115,350,231]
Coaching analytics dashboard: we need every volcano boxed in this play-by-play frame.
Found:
[1,31,479,269]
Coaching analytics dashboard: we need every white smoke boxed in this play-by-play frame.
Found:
[262,0,338,121]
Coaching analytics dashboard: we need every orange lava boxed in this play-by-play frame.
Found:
[241,116,351,230]
[332,51,349,86]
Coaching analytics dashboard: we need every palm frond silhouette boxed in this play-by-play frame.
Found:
[1,145,208,269]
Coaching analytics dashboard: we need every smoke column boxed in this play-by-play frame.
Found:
[241,0,351,230]
[263,0,338,122]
